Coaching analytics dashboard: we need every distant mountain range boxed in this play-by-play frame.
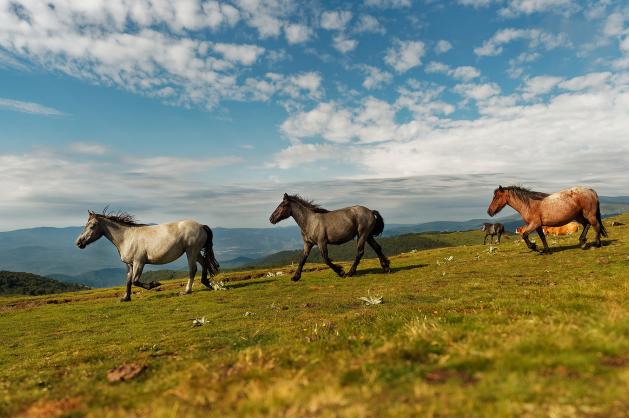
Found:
[1,196,626,287]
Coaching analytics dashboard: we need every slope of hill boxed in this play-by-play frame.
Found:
[246,230,487,269]
[1,213,627,417]
[0,198,625,281]
[0,271,87,295]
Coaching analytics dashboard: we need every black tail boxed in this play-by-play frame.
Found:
[202,225,220,280]
[372,210,385,237]
[596,201,608,237]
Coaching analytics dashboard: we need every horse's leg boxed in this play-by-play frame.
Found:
[367,236,391,273]
[522,223,540,251]
[292,242,313,282]
[183,252,197,294]
[347,235,367,277]
[198,253,211,288]
[319,241,345,277]
[536,227,551,254]
[575,214,590,248]
[584,212,603,247]
[130,262,160,290]
[121,264,133,302]
[483,233,488,245]
[497,232,502,244]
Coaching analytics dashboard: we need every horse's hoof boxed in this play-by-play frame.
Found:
[383,267,392,273]
[200,279,212,288]
[337,270,345,278]
[346,271,355,277]
[120,297,131,302]
[179,290,192,296]
[291,276,301,282]
[580,243,588,250]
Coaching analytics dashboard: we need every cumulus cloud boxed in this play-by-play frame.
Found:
[69,142,109,156]
[434,40,453,54]
[385,39,426,73]
[320,10,352,30]
[520,75,563,100]
[0,0,318,110]
[284,23,312,44]
[0,97,65,116]
[475,28,570,56]
[275,72,629,193]
[333,34,358,53]
[354,14,386,34]
[425,62,481,81]
[361,65,393,89]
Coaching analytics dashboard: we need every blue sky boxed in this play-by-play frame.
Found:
[1,0,629,230]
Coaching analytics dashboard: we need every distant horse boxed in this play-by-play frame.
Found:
[269,194,390,281]
[542,222,580,236]
[481,223,505,244]
[487,186,607,253]
[76,210,219,302]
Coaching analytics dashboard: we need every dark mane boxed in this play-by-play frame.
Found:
[95,208,147,227]
[500,186,549,205]
[286,194,330,213]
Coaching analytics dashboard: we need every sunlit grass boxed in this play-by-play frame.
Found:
[1,214,628,417]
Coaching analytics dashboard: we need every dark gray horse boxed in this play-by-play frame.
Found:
[481,223,505,244]
[269,194,391,281]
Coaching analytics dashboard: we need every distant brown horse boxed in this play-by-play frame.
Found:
[543,222,580,236]
[269,194,390,281]
[487,186,607,253]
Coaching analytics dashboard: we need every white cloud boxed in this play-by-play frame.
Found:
[361,65,393,89]
[333,34,358,53]
[364,0,412,8]
[520,75,563,100]
[454,82,501,101]
[275,72,629,188]
[475,28,570,56]
[284,23,311,44]
[434,40,453,54]
[0,1,321,110]
[354,14,386,34]
[559,72,611,91]
[0,98,65,116]
[426,62,481,81]
[499,0,578,17]
[69,142,109,156]
[212,43,264,65]
[320,10,352,30]
[385,39,426,73]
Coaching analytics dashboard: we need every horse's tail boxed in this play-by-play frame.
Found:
[371,210,385,237]
[202,225,220,279]
[596,200,608,237]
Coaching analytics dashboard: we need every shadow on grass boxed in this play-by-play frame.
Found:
[225,279,276,289]
[544,239,617,254]
[356,263,429,276]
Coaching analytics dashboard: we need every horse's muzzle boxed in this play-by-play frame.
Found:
[76,241,86,249]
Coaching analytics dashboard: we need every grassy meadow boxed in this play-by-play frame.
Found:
[1,214,628,417]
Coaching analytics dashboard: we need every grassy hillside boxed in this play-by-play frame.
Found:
[0,271,87,296]
[247,229,491,269]
[1,214,628,417]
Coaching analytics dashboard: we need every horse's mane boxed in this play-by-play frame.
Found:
[501,186,549,205]
[94,208,147,227]
[286,194,330,213]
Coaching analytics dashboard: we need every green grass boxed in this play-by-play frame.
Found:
[1,215,628,417]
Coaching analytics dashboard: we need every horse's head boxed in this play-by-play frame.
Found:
[76,211,105,249]
[269,193,292,224]
[487,186,508,217]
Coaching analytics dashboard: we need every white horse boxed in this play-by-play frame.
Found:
[76,210,219,302]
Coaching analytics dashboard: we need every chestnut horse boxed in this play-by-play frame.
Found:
[487,186,607,253]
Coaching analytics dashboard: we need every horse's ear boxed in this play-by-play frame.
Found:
[498,185,503,191]
[283,193,288,199]
[88,210,95,216]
